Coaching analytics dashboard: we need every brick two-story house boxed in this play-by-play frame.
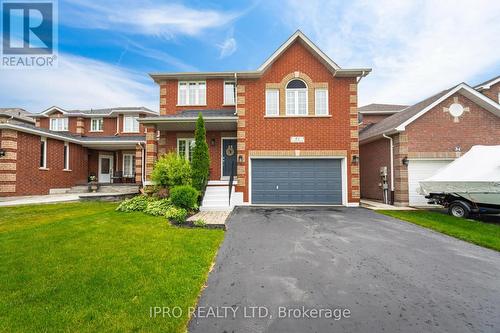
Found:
[359,79,500,206]
[0,106,157,196]
[138,31,371,207]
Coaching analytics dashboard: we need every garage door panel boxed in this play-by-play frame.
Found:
[251,159,343,204]
[408,160,451,206]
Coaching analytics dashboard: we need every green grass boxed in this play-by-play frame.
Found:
[378,210,500,251]
[0,202,224,333]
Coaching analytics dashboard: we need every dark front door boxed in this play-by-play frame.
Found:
[222,138,237,178]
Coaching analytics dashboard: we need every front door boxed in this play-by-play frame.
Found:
[99,155,113,183]
[222,138,237,178]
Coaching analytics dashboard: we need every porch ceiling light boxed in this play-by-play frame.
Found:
[402,156,409,166]
[0,148,5,157]
[351,154,359,164]
[211,138,216,146]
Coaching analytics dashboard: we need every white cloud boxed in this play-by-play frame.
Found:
[0,54,157,113]
[218,37,237,58]
[62,0,238,38]
[278,0,500,105]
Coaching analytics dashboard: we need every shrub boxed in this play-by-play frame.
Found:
[170,185,199,210]
[144,199,172,216]
[151,152,192,188]
[191,113,210,191]
[116,195,150,212]
[165,206,188,224]
[193,219,206,227]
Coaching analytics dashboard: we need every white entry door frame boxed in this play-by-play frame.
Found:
[98,153,114,183]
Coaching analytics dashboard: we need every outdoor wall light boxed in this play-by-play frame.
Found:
[351,155,359,164]
[402,156,409,166]
[210,138,216,146]
[238,155,244,163]
[0,148,5,157]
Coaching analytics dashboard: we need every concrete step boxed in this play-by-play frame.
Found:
[201,185,243,211]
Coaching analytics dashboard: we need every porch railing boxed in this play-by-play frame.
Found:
[228,160,236,206]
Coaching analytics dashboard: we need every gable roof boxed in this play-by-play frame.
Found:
[474,75,500,91]
[150,30,371,82]
[0,108,35,124]
[358,103,409,114]
[360,83,500,142]
[33,106,158,118]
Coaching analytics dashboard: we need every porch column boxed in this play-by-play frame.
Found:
[135,143,143,184]
[145,125,158,183]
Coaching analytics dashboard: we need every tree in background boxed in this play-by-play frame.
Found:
[191,113,210,191]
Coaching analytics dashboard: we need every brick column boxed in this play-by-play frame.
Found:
[235,84,247,202]
[349,82,360,204]
[0,129,18,195]
[76,117,85,135]
[145,125,158,183]
[393,133,409,206]
[135,143,143,184]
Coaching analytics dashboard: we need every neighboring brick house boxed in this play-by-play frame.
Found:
[358,103,408,130]
[359,81,500,206]
[0,106,157,196]
[139,31,371,206]
[0,108,36,125]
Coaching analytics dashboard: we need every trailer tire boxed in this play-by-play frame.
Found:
[448,201,471,218]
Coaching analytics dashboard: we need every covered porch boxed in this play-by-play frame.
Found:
[140,110,238,182]
[82,138,145,185]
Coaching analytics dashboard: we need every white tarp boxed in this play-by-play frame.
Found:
[419,145,500,195]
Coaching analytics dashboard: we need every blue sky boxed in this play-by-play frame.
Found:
[1,0,500,112]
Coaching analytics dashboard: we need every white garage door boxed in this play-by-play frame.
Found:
[408,160,452,206]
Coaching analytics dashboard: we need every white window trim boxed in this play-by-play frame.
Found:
[265,89,280,116]
[314,88,329,116]
[122,153,135,177]
[176,138,195,161]
[286,89,308,116]
[49,117,68,131]
[223,81,236,106]
[177,81,207,106]
[123,115,140,133]
[63,142,70,171]
[40,137,47,169]
[90,118,104,132]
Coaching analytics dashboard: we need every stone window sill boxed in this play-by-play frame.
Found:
[39,167,50,171]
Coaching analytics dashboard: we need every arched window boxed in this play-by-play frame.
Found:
[286,79,307,115]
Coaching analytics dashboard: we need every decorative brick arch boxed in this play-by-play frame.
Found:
[266,71,328,116]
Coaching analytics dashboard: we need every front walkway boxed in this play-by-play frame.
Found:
[190,206,500,333]
[0,194,80,207]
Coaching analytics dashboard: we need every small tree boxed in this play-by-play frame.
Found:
[191,113,210,191]
[151,152,192,189]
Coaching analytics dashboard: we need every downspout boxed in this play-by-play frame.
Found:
[233,72,238,116]
[382,133,394,204]
[357,70,367,83]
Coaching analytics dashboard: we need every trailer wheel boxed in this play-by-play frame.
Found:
[448,201,470,218]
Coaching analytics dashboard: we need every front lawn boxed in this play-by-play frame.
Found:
[0,202,224,332]
[378,210,500,251]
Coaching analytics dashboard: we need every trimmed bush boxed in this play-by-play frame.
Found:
[144,199,172,216]
[170,185,199,210]
[116,195,150,212]
[151,152,192,188]
[191,113,210,191]
[165,206,188,224]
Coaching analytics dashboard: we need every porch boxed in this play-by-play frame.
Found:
[88,149,142,184]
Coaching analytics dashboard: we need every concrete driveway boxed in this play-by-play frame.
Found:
[189,207,500,333]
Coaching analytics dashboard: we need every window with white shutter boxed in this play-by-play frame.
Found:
[224,81,236,105]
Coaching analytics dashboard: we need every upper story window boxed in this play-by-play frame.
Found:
[178,81,206,106]
[315,89,328,115]
[265,89,279,116]
[123,115,139,133]
[286,79,307,115]
[50,118,68,131]
[224,81,236,105]
[90,118,103,132]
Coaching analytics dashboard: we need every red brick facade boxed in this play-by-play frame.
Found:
[480,81,500,103]
[360,90,500,205]
[0,130,88,196]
